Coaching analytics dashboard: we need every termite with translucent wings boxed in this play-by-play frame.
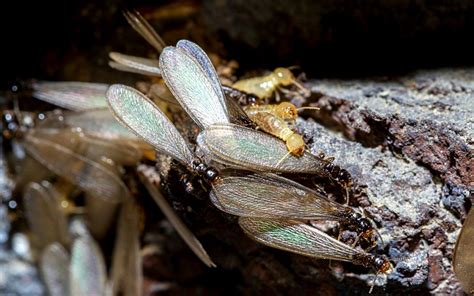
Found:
[106,39,390,266]
[12,80,216,268]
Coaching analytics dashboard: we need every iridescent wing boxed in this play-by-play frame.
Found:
[32,81,109,111]
[159,41,229,129]
[211,172,347,220]
[454,210,474,294]
[24,131,129,202]
[106,84,195,167]
[139,169,216,267]
[197,124,329,174]
[40,243,70,296]
[123,9,166,52]
[23,182,70,249]
[239,218,357,262]
[109,52,162,77]
[70,236,107,296]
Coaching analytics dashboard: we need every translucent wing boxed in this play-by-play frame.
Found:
[211,172,347,220]
[32,81,109,111]
[85,193,121,240]
[70,236,107,296]
[239,218,357,262]
[123,9,166,52]
[454,210,474,294]
[160,43,229,129]
[23,182,70,249]
[139,169,216,267]
[197,124,329,174]
[106,84,195,167]
[110,198,142,296]
[61,109,142,141]
[24,131,129,202]
[176,40,226,104]
[40,243,70,296]
[32,128,142,166]
[109,52,162,77]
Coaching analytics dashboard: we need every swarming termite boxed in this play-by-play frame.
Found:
[239,218,392,289]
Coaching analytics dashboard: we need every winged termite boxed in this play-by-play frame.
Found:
[23,182,71,250]
[232,67,311,100]
[238,218,392,278]
[210,172,378,245]
[40,243,70,296]
[453,210,474,294]
[70,235,107,296]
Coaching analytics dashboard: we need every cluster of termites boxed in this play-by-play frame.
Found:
[1,9,396,295]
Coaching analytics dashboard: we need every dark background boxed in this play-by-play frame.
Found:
[1,0,474,87]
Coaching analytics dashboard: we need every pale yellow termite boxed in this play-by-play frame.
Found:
[243,101,319,156]
[232,67,310,100]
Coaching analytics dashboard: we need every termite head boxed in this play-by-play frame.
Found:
[286,134,305,156]
[354,253,393,275]
[273,67,296,86]
[192,160,219,183]
[275,102,298,121]
[373,255,393,274]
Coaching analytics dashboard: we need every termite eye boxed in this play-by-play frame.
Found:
[204,168,218,182]
[274,68,294,85]
[374,257,386,269]
[194,163,207,174]
[357,218,372,231]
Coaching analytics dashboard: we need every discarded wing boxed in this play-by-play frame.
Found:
[139,168,216,267]
[32,81,109,111]
[40,243,70,296]
[110,198,143,296]
[123,9,166,53]
[70,235,107,296]
[454,210,474,294]
[109,52,162,77]
[23,182,71,249]
[23,130,129,203]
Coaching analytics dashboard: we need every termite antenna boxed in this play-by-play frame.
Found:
[291,79,311,97]
[296,106,320,112]
[368,272,379,294]
[275,150,292,168]
[287,65,300,70]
